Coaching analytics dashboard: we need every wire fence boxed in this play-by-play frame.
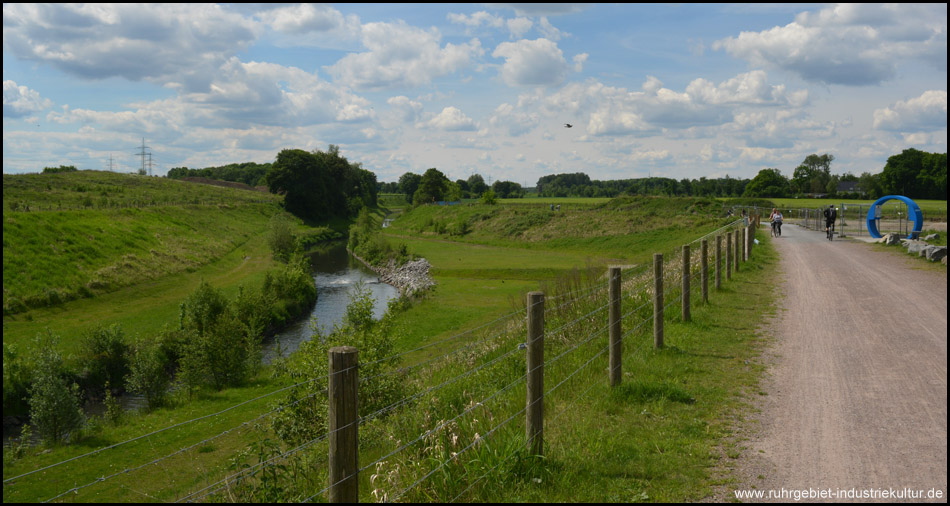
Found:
[3,218,757,503]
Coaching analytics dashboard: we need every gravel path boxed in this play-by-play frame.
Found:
[729,224,947,502]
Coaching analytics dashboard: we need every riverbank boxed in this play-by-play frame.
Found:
[346,248,435,297]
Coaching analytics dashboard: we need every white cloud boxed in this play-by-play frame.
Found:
[447,11,504,29]
[426,106,477,131]
[873,90,947,132]
[538,17,566,41]
[489,102,539,136]
[256,4,353,34]
[326,21,483,90]
[492,38,571,87]
[3,80,53,117]
[387,96,424,122]
[714,3,947,85]
[46,59,374,133]
[2,4,257,88]
[507,17,533,39]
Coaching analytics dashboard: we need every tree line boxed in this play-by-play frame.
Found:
[167,162,272,187]
[744,149,947,200]
[378,170,525,205]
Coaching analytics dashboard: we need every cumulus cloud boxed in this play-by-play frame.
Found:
[2,4,257,89]
[426,106,477,131]
[489,102,539,136]
[387,96,424,122]
[3,80,52,118]
[507,17,533,38]
[714,3,947,85]
[47,59,373,132]
[544,71,806,136]
[447,11,505,29]
[492,38,573,87]
[873,90,947,132]
[256,4,354,35]
[326,21,483,90]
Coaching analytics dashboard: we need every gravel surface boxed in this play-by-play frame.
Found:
[723,224,947,502]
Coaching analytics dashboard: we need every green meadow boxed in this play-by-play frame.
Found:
[4,184,778,503]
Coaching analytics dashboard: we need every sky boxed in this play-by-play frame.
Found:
[2,3,947,186]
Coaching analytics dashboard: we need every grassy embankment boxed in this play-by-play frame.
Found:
[4,192,777,502]
[381,196,731,358]
[2,170,341,356]
[2,170,329,501]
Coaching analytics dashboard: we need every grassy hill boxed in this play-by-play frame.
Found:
[3,171,284,316]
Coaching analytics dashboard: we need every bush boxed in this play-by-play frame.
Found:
[268,214,297,263]
[28,334,85,445]
[127,338,172,409]
[3,343,34,417]
[78,324,130,397]
[272,283,411,446]
[178,282,260,391]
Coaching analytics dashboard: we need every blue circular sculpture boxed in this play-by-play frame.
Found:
[866,195,923,239]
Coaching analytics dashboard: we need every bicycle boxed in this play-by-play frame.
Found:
[825,222,834,241]
[771,219,782,237]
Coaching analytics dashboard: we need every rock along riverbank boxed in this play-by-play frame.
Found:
[346,249,435,297]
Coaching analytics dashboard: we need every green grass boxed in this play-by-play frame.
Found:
[2,371,294,503]
[3,193,775,503]
[3,171,288,316]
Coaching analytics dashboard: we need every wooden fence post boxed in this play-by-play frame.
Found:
[608,267,621,387]
[329,346,359,503]
[526,291,544,456]
[681,245,690,322]
[701,239,709,303]
[734,229,740,272]
[715,235,722,290]
[653,253,663,349]
[726,233,732,280]
[747,225,753,259]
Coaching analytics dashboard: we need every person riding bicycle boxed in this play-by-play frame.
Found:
[823,204,837,239]
[769,208,783,237]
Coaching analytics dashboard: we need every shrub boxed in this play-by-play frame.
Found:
[3,343,34,417]
[28,334,85,445]
[178,282,260,391]
[268,214,297,263]
[272,282,411,446]
[78,324,130,397]
[127,339,172,409]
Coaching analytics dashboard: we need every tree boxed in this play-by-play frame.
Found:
[266,146,376,221]
[492,180,524,198]
[413,168,450,205]
[879,148,947,199]
[743,168,790,198]
[398,172,422,202]
[858,172,883,199]
[467,174,488,197]
[28,334,84,444]
[792,153,834,195]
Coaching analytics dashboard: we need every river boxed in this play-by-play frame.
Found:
[261,241,400,362]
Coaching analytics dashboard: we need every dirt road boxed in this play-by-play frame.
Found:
[732,224,947,502]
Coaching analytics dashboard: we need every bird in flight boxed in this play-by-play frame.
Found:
[564,123,573,128]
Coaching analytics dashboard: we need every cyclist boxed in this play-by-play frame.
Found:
[769,208,783,237]
[823,204,837,240]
